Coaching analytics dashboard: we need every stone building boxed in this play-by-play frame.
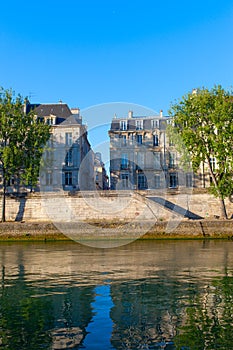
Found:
[26,101,94,192]
[108,110,194,190]
[94,152,109,190]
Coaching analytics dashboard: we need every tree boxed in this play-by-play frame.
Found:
[0,87,50,222]
[169,85,233,219]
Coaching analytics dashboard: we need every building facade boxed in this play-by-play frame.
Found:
[108,110,194,190]
[94,152,109,190]
[26,101,94,192]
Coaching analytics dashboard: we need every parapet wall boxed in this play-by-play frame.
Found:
[1,190,232,222]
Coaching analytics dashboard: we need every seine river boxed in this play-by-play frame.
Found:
[0,240,233,349]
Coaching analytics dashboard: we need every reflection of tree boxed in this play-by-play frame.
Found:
[174,276,233,350]
[110,277,190,349]
[111,274,233,350]
[0,264,54,349]
[0,262,95,349]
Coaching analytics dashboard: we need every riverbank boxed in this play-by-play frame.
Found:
[0,219,232,241]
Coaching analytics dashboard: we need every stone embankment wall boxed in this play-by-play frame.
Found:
[1,189,232,223]
[0,220,232,240]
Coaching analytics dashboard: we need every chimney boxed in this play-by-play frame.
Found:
[128,110,133,118]
[71,107,80,116]
[160,109,163,118]
[23,98,29,115]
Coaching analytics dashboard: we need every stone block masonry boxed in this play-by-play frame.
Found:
[1,190,232,223]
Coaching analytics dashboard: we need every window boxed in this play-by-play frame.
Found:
[65,132,72,146]
[137,152,144,168]
[46,172,53,185]
[154,152,161,169]
[169,173,177,188]
[136,120,143,130]
[153,134,159,146]
[210,157,216,171]
[65,149,73,166]
[154,174,160,188]
[120,120,127,130]
[46,117,56,125]
[169,137,174,146]
[7,177,15,186]
[186,173,193,187]
[121,174,129,188]
[128,133,134,145]
[122,134,127,146]
[138,174,147,189]
[151,119,159,129]
[65,172,72,186]
[46,118,52,125]
[169,153,176,167]
[136,134,143,144]
[121,153,128,169]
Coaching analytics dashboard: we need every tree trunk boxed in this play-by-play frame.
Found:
[206,157,228,219]
[219,197,228,220]
[1,178,6,222]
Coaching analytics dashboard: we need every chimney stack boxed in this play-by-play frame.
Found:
[71,107,80,116]
[160,109,163,118]
[23,98,29,115]
[128,110,133,118]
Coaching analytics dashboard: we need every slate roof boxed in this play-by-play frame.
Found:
[59,115,82,126]
[33,103,72,119]
[25,103,40,114]
[110,115,170,131]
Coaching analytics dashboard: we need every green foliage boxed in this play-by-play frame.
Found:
[174,276,233,350]
[0,87,51,220]
[0,87,50,188]
[169,85,233,211]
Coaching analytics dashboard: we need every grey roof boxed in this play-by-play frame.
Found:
[59,115,82,126]
[110,115,170,131]
[33,103,72,119]
[26,103,40,114]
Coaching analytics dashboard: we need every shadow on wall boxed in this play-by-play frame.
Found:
[15,196,27,222]
[147,196,203,220]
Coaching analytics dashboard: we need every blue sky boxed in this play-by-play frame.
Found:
[1,0,233,123]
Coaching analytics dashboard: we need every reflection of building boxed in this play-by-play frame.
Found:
[109,110,193,190]
[110,281,181,349]
[94,152,109,190]
[25,101,94,191]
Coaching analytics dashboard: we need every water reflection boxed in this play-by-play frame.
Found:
[84,285,114,349]
[0,240,232,349]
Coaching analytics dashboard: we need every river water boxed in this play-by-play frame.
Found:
[0,240,233,349]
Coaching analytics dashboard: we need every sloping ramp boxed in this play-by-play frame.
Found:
[146,196,203,220]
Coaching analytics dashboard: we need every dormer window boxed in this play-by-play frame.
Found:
[136,120,143,130]
[120,120,127,130]
[151,119,159,129]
